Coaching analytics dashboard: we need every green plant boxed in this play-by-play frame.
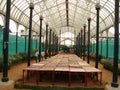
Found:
[98,54,102,61]
[102,61,113,71]
[9,55,18,65]
[89,53,102,61]
[102,61,120,74]
[8,52,27,66]
[0,53,28,72]
[18,52,27,61]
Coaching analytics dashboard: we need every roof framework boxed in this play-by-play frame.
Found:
[0,0,118,37]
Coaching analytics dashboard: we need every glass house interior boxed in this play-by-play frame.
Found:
[0,0,120,88]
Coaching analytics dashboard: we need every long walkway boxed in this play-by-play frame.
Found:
[0,53,120,88]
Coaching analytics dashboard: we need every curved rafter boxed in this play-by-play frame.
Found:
[0,0,117,41]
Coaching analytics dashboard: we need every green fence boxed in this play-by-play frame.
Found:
[91,39,120,60]
[0,28,40,56]
[1,27,120,60]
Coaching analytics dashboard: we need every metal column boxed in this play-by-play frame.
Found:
[95,3,100,68]
[27,3,34,66]
[111,0,119,87]
[16,29,18,54]
[83,25,86,60]
[24,29,27,53]
[52,32,54,56]
[45,24,48,59]
[106,31,108,58]
[49,29,52,57]
[2,0,11,82]
[87,18,91,64]
[81,30,83,58]
[39,15,43,62]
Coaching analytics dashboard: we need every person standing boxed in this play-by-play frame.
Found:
[35,50,39,63]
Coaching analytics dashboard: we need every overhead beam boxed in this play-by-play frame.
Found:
[66,0,69,26]
[92,36,114,38]
[21,35,39,37]
[60,37,74,43]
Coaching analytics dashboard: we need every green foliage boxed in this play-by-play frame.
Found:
[101,61,113,71]
[89,53,102,61]
[0,52,27,71]
[98,54,102,60]
[14,84,104,90]
[9,52,27,66]
[102,61,120,74]
[90,53,96,59]
[18,52,27,61]
[60,45,70,52]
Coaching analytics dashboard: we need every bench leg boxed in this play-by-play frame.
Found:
[68,71,71,86]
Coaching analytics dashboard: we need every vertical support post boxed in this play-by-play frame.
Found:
[95,3,100,68]
[56,35,58,54]
[106,30,108,58]
[76,36,78,55]
[54,34,56,54]
[49,29,52,57]
[59,30,61,52]
[93,41,95,53]
[101,39,102,56]
[77,35,79,55]
[53,31,55,54]
[52,32,54,55]
[75,36,77,55]
[83,25,86,60]
[16,27,18,54]
[57,36,59,54]
[55,35,57,54]
[36,38,37,49]
[81,30,83,58]
[45,23,48,59]
[74,30,76,53]
[56,35,57,54]
[76,36,78,54]
[27,3,34,66]
[111,0,119,87]
[25,29,27,53]
[100,33,103,56]
[2,0,11,82]
[87,18,91,64]
[42,35,45,51]
[79,33,81,57]
[31,32,33,53]
[39,15,43,62]
[43,35,45,51]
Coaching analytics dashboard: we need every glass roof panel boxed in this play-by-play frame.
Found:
[0,0,6,11]
[0,0,118,37]
[13,0,28,11]
[105,1,114,12]
[0,0,3,4]
[58,3,66,10]
[57,0,65,3]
